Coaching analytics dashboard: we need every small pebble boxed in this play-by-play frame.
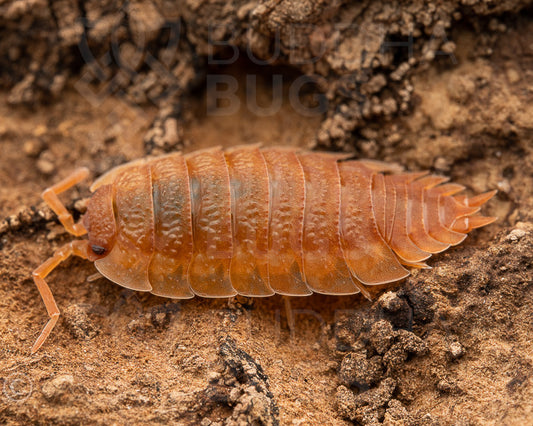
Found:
[448,342,464,359]
[441,41,456,54]
[46,224,67,240]
[378,291,403,312]
[497,179,511,194]
[434,157,451,172]
[437,377,457,393]
[42,374,74,402]
[32,124,47,137]
[74,198,88,214]
[506,68,521,84]
[386,132,402,145]
[37,151,56,176]
[506,229,526,242]
[23,139,46,157]
[207,371,221,383]
[7,214,21,229]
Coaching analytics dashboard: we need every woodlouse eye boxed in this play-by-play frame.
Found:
[91,245,106,255]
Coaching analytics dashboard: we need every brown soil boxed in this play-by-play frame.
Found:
[1,1,532,425]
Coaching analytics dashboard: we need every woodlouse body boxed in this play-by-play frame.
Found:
[31,145,496,352]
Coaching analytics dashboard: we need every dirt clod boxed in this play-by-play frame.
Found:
[41,374,75,403]
[336,378,397,424]
[62,304,98,341]
[216,337,280,426]
[369,320,395,355]
[339,351,384,390]
[377,292,413,330]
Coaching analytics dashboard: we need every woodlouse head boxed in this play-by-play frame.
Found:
[82,184,117,262]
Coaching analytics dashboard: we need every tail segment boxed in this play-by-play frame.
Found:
[372,171,496,268]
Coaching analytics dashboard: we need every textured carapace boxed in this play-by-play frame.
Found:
[31,145,496,352]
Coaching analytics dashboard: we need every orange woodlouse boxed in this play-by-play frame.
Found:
[31,145,496,352]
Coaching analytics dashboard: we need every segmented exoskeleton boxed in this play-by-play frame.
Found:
[31,145,496,352]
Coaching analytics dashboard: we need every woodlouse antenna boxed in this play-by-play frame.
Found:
[32,168,91,353]
[41,167,90,236]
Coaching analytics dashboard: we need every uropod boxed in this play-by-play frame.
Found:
[31,145,496,352]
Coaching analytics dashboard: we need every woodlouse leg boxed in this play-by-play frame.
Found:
[283,296,295,337]
[86,271,104,282]
[350,280,373,301]
[31,240,90,353]
[42,167,90,236]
